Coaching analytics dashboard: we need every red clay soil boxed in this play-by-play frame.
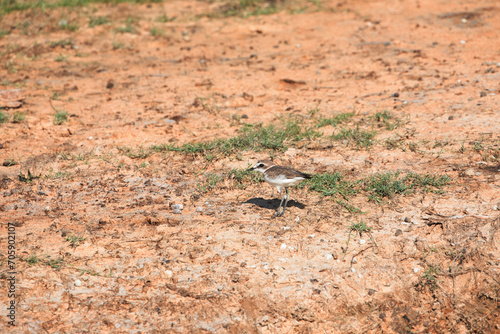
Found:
[0,0,499,332]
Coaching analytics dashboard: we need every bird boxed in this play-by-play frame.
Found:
[247,159,312,217]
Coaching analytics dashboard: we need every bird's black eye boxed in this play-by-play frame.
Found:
[258,163,264,167]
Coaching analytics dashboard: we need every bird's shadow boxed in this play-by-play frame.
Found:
[243,197,306,211]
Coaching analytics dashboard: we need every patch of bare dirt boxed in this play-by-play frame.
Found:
[1,0,499,332]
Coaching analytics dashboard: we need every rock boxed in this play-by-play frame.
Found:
[171,204,183,210]
[74,279,82,287]
[0,89,24,108]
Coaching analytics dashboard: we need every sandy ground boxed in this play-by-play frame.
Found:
[0,0,499,332]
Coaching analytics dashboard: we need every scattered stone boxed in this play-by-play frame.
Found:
[106,80,114,89]
[173,209,182,214]
[404,217,411,223]
[74,279,82,287]
[395,229,403,236]
[196,206,203,212]
[280,243,287,250]
[359,239,366,245]
[379,313,386,320]
[413,268,420,273]
[463,168,475,176]
[392,92,400,98]
[171,204,183,210]
[493,205,499,211]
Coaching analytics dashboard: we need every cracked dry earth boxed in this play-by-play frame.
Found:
[1,0,500,332]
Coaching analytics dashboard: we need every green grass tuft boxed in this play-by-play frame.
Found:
[364,172,452,203]
[198,173,223,193]
[12,111,25,123]
[54,109,68,125]
[306,172,359,199]
[331,127,376,149]
[152,120,320,160]
[0,109,8,123]
[89,15,110,27]
[317,112,354,128]
[228,167,263,189]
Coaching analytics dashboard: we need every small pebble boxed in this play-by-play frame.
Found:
[171,204,183,210]
[404,217,411,223]
[351,267,356,273]
[173,209,182,214]
[413,268,420,273]
[280,243,287,250]
[448,115,455,120]
[196,206,203,212]
[74,279,82,287]
[395,229,403,236]
[493,205,498,211]
[359,239,366,245]
[326,254,333,260]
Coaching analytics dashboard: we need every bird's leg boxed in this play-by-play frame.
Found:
[274,187,285,218]
[281,187,290,215]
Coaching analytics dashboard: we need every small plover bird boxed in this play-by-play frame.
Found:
[247,159,312,217]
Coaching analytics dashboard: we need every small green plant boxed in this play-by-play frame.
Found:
[55,54,68,62]
[365,171,409,203]
[19,171,40,182]
[371,110,401,130]
[3,158,17,166]
[317,112,354,128]
[156,14,175,22]
[46,256,64,270]
[364,172,452,203]
[112,41,126,50]
[59,21,78,32]
[199,173,222,193]
[50,39,73,48]
[150,26,165,37]
[115,17,137,34]
[12,111,25,123]
[420,265,440,291]
[228,167,263,189]
[152,119,321,160]
[306,172,358,199]
[54,110,68,125]
[45,168,71,179]
[89,15,110,27]
[331,127,376,148]
[0,109,8,123]
[117,146,152,159]
[26,254,40,265]
[65,234,86,247]
[211,0,280,18]
[343,220,378,259]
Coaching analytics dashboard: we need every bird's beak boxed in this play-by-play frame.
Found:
[247,166,255,172]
